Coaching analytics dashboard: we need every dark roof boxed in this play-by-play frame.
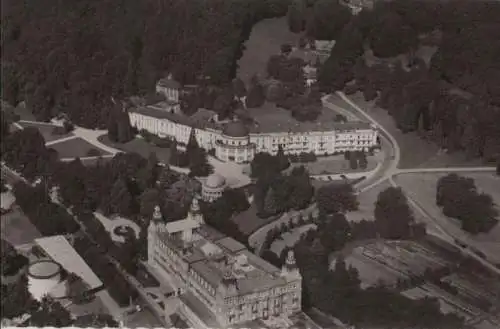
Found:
[222,121,249,137]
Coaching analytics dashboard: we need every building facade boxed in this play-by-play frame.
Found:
[129,78,379,164]
[147,198,302,327]
[201,174,227,202]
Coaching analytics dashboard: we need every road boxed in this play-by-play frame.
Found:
[336,91,500,277]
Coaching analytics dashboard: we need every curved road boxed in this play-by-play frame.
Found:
[336,91,500,276]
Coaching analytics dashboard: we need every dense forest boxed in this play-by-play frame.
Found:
[1,0,290,127]
[312,0,500,162]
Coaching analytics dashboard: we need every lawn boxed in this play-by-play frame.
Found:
[335,92,490,169]
[49,137,110,159]
[98,135,171,164]
[1,206,41,246]
[290,154,378,176]
[394,172,500,264]
[236,17,301,84]
[17,121,74,143]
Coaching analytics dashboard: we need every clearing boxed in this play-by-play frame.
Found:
[237,17,300,84]
[17,121,74,143]
[393,172,500,264]
[289,154,378,176]
[98,135,171,164]
[335,92,491,169]
[49,137,110,159]
[1,206,41,247]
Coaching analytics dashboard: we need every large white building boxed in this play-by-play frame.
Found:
[147,198,302,327]
[129,77,379,164]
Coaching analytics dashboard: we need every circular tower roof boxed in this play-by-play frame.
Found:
[27,260,62,279]
[222,121,249,138]
[205,174,226,189]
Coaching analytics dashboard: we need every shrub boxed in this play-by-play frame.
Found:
[63,121,75,133]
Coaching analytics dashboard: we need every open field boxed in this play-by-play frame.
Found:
[270,224,317,256]
[1,206,41,246]
[99,135,171,164]
[49,137,111,159]
[289,154,377,176]
[236,17,300,84]
[394,172,500,264]
[335,93,491,169]
[17,121,74,143]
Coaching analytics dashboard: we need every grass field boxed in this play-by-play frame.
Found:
[236,17,300,84]
[49,137,110,159]
[17,121,74,143]
[98,135,171,164]
[336,93,489,169]
[1,206,41,246]
[394,172,500,264]
[290,154,377,176]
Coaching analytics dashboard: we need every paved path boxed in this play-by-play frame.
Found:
[45,135,79,146]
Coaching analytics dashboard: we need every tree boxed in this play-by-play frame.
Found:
[101,178,133,216]
[1,239,29,276]
[375,187,415,239]
[245,77,265,108]
[66,272,93,305]
[497,159,500,176]
[73,314,119,327]
[138,152,160,189]
[318,213,352,252]
[306,0,352,40]
[267,55,286,79]
[188,148,212,177]
[276,145,290,171]
[232,78,247,98]
[286,0,306,33]
[263,187,280,216]
[316,183,359,215]
[139,188,160,218]
[29,296,72,327]
[288,166,314,210]
[1,275,39,320]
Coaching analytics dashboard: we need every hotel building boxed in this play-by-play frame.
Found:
[128,77,379,164]
[147,198,302,327]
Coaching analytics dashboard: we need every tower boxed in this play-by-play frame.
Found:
[148,205,162,263]
[281,250,302,315]
[281,250,301,279]
[187,196,204,225]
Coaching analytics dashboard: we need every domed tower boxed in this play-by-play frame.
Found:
[187,196,204,225]
[216,120,255,163]
[202,173,227,202]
